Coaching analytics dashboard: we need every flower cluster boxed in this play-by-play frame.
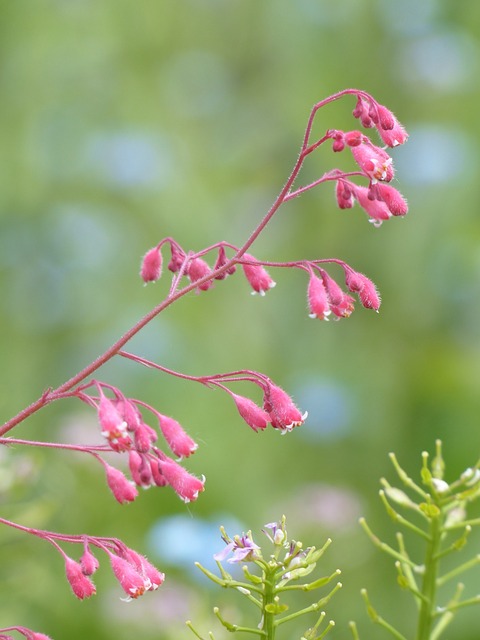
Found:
[0,89,408,638]
[57,532,163,601]
[76,381,204,504]
[190,516,342,640]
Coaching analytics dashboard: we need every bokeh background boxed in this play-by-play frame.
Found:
[0,1,479,639]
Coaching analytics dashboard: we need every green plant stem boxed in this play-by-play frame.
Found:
[416,514,442,640]
[262,567,277,640]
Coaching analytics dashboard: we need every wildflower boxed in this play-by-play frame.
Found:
[321,270,354,318]
[213,245,236,280]
[97,393,132,452]
[168,242,186,273]
[351,140,394,183]
[157,414,198,459]
[140,247,162,283]
[134,422,158,453]
[80,544,99,576]
[214,533,260,564]
[109,553,151,600]
[242,254,276,296]
[263,520,287,546]
[353,185,392,226]
[149,457,168,487]
[230,393,271,432]
[307,273,331,320]
[375,106,408,147]
[373,183,408,217]
[263,383,307,431]
[345,271,381,311]
[64,556,96,599]
[158,456,205,503]
[335,180,354,209]
[187,257,214,291]
[121,548,165,591]
[352,95,374,128]
[104,463,139,504]
[119,399,143,431]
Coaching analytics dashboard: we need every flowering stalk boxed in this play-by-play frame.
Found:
[188,517,341,640]
[355,441,480,640]
[0,89,408,636]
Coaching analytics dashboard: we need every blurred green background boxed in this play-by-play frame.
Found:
[0,1,479,639]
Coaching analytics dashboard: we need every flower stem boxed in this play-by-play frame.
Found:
[415,514,442,640]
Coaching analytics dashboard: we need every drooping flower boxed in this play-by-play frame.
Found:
[335,180,354,209]
[213,245,236,280]
[157,414,198,459]
[64,556,96,600]
[321,270,355,319]
[307,273,331,320]
[97,393,132,452]
[168,243,186,273]
[242,254,276,296]
[345,270,381,311]
[263,383,307,431]
[103,463,139,504]
[353,185,393,226]
[351,140,394,183]
[133,422,158,453]
[109,553,151,600]
[140,247,162,283]
[120,548,165,591]
[158,456,205,503]
[187,257,214,291]
[229,393,271,432]
[373,183,408,217]
[80,544,100,576]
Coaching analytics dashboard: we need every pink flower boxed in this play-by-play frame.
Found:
[80,544,99,576]
[307,273,331,320]
[157,414,198,458]
[134,422,157,453]
[242,254,276,296]
[64,557,96,599]
[335,180,354,209]
[120,548,165,591]
[97,394,132,452]
[321,270,354,319]
[353,185,392,226]
[213,246,236,280]
[187,257,214,291]
[149,457,167,487]
[119,399,142,431]
[109,554,151,600]
[158,456,205,503]
[375,110,408,147]
[104,463,139,503]
[351,140,394,183]
[140,247,162,283]
[128,450,152,487]
[167,243,186,273]
[230,393,271,431]
[373,183,408,216]
[263,383,307,431]
[345,271,381,311]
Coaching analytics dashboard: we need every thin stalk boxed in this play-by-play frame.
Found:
[415,515,442,640]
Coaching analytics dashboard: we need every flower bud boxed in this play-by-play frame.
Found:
[158,414,198,458]
[230,393,271,431]
[242,254,276,296]
[64,557,96,599]
[159,456,205,503]
[104,463,138,504]
[140,247,162,283]
[263,383,307,431]
[307,273,331,320]
[187,257,214,291]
